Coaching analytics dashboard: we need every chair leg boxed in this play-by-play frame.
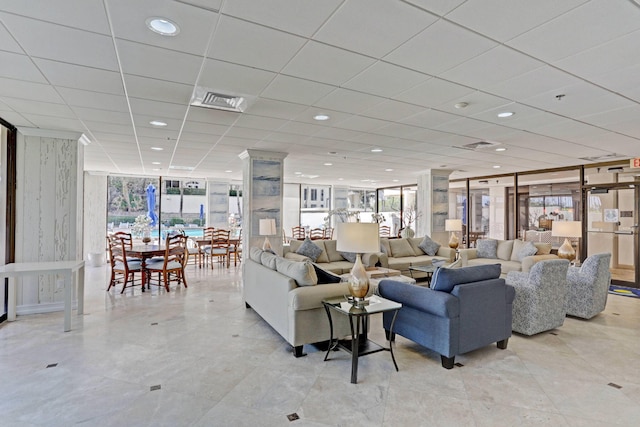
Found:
[441,355,455,369]
[497,338,509,349]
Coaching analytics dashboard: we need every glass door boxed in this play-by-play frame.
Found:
[586,186,638,287]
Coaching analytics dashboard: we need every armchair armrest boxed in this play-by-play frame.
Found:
[378,279,459,318]
[375,252,389,268]
[521,254,558,272]
[436,246,456,262]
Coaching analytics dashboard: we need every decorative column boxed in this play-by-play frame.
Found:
[83,172,107,265]
[15,128,83,315]
[417,169,453,244]
[239,150,287,256]
[206,180,230,229]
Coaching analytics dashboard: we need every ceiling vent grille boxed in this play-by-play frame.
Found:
[456,141,501,150]
[579,153,627,162]
[190,87,246,112]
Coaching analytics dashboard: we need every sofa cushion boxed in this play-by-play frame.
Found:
[296,238,323,262]
[510,239,527,262]
[533,242,552,255]
[275,257,317,286]
[312,263,343,284]
[417,235,441,256]
[260,251,278,270]
[389,238,417,257]
[476,239,498,259]
[323,240,345,262]
[249,247,263,263]
[431,264,502,293]
[380,238,391,256]
[516,241,538,261]
[496,240,514,261]
[340,252,357,263]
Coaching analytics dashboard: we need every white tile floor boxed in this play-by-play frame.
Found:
[1,263,639,426]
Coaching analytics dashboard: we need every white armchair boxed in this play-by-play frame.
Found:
[565,253,612,319]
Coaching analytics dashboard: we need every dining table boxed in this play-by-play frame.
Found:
[127,244,165,290]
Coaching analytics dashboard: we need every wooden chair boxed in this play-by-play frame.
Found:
[146,234,188,292]
[199,227,215,267]
[379,225,391,238]
[229,229,242,266]
[309,228,324,240]
[292,226,306,240]
[106,235,142,293]
[323,227,334,240]
[112,231,140,261]
[185,237,200,268]
[205,229,231,268]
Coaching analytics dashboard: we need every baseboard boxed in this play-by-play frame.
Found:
[16,301,78,316]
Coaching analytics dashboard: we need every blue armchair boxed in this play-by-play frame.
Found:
[378,264,515,369]
[565,253,612,319]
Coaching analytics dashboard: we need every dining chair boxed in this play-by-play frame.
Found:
[146,234,188,292]
[112,231,140,261]
[200,227,215,267]
[309,228,324,240]
[323,227,334,240]
[106,235,142,293]
[205,229,231,268]
[185,237,200,268]
[229,229,242,266]
[292,226,306,240]
[379,225,391,238]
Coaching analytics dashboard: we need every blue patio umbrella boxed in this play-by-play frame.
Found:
[199,204,204,223]
[146,184,158,226]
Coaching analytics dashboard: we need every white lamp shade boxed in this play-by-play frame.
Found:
[445,219,463,232]
[551,221,581,238]
[259,218,277,236]
[336,222,379,253]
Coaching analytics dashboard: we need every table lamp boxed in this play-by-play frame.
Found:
[445,219,463,249]
[551,220,581,262]
[259,218,277,251]
[336,222,379,305]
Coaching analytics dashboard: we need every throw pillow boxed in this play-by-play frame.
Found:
[312,263,342,284]
[476,239,498,259]
[340,252,357,263]
[275,258,317,286]
[295,238,323,262]
[389,238,417,258]
[380,238,391,256]
[418,235,441,256]
[516,241,538,261]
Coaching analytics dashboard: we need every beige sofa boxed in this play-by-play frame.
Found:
[459,239,558,275]
[377,237,457,279]
[243,247,352,357]
[284,239,380,274]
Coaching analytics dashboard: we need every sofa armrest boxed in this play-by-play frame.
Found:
[375,252,389,268]
[458,248,477,266]
[288,282,350,311]
[521,254,558,272]
[378,279,459,318]
[362,252,380,267]
[284,252,310,262]
[436,246,456,262]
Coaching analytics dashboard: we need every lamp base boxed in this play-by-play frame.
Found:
[262,237,272,251]
[557,237,576,262]
[448,232,459,249]
[348,254,370,302]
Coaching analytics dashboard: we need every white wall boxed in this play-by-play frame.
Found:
[83,172,107,264]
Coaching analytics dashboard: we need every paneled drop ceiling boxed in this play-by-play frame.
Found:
[1,0,640,187]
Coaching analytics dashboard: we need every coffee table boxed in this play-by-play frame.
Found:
[322,295,402,384]
[408,264,437,286]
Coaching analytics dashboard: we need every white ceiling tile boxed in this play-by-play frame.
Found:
[1,98,75,118]
[261,75,334,105]
[0,13,118,70]
[0,111,34,127]
[394,77,475,108]
[439,46,544,89]
[221,0,342,37]
[185,107,239,125]
[485,66,580,100]
[361,100,426,122]
[507,0,640,62]
[313,88,385,114]
[107,0,218,55]
[0,77,64,103]
[34,59,125,95]
[400,109,459,129]
[233,115,287,131]
[401,0,467,17]
[385,20,497,75]
[56,88,129,112]
[437,91,511,116]
[0,21,26,53]
[0,50,47,83]
[343,62,430,98]
[124,75,194,105]
[208,15,305,72]
[129,98,188,120]
[199,59,276,97]
[282,41,375,86]
[315,0,436,58]
[20,114,84,131]
[332,116,389,133]
[72,107,132,125]
[244,99,308,120]
[0,0,111,34]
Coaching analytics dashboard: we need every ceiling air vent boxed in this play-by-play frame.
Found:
[190,87,246,113]
[456,141,501,150]
[579,153,627,162]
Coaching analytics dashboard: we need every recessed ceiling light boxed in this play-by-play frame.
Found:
[371,148,383,153]
[495,147,507,152]
[225,170,233,173]
[146,17,180,36]
[150,120,167,127]
[151,162,161,165]
[385,168,393,172]
[294,171,302,175]
[314,114,330,121]
[151,147,163,151]
[454,102,469,109]
[324,163,333,166]
[393,179,399,182]
[497,112,514,118]
[493,165,501,168]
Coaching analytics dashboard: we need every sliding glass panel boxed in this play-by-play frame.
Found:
[107,176,160,243]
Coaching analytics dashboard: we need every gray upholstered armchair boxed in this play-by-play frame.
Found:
[565,253,612,319]
[505,259,570,336]
[378,264,514,369]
